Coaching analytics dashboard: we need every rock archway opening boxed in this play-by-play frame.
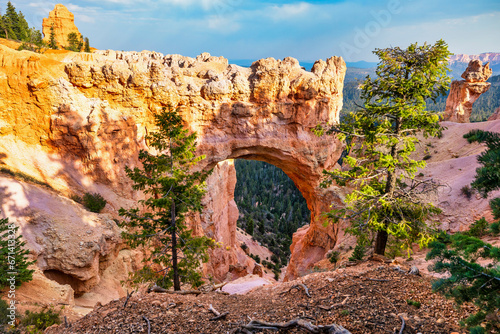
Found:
[233,159,311,273]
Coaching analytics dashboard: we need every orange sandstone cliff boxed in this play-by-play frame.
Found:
[0,41,346,312]
[42,4,82,48]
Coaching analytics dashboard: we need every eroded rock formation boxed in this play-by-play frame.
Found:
[0,42,346,306]
[443,60,492,123]
[42,4,82,48]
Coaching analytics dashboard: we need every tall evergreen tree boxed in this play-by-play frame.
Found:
[119,107,213,291]
[1,15,16,40]
[4,1,18,39]
[318,40,451,256]
[15,11,29,41]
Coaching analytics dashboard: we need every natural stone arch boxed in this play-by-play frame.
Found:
[0,46,347,288]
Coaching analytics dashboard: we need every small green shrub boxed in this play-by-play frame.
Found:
[489,222,500,236]
[0,299,18,333]
[340,309,350,316]
[460,185,474,200]
[82,192,107,213]
[21,308,61,333]
[1,218,35,290]
[273,270,279,281]
[467,217,489,237]
[435,230,451,244]
[0,167,52,189]
[70,194,82,204]
[327,250,340,264]
[348,244,365,261]
[406,299,421,308]
[423,154,432,160]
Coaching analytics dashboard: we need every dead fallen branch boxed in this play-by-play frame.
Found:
[123,290,135,308]
[208,304,229,321]
[318,296,350,311]
[148,285,201,295]
[142,316,151,334]
[238,318,351,333]
[281,283,311,298]
[398,315,405,334]
[408,266,420,276]
[200,281,228,293]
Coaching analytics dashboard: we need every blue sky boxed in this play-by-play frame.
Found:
[9,0,500,62]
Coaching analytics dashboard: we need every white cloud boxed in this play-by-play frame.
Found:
[268,2,311,21]
[206,14,240,33]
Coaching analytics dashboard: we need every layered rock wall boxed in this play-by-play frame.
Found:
[42,4,82,48]
[443,60,492,123]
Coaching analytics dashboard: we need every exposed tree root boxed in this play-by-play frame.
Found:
[398,315,405,334]
[142,316,151,334]
[234,318,351,333]
[148,285,202,295]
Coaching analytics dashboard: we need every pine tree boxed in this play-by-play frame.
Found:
[4,1,18,39]
[463,130,500,197]
[0,218,34,290]
[427,235,499,333]
[16,11,29,41]
[66,32,81,52]
[318,40,451,256]
[1,15,16,40]
[84,37,90,53]
[425,128,500,333]
[48,24,57,49]
[119,107,213,291]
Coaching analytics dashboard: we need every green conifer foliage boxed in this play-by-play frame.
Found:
[463,130,500,197]
[48,24,57,49]
[15,11,29,41]
[66,32,81,52]
[426,128,500,333]
[1,15,16,40]
[427,235,500,333]
[4,1,18,39]
[84,37,90,53]
[318,40,451,256]
[0,217,34,290]
[119,107,214,291]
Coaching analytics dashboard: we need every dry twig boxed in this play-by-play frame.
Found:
[123,290,135,308]
[318,296,350,311]
[142,316,151,334]
[281,283,311,298]
[208,304,229,321]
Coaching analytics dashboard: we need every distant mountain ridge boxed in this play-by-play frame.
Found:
[449,52,500,65]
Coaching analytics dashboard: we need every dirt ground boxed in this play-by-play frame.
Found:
[46,260,475,334]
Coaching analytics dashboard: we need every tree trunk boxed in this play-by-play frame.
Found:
[374,116,401,255]
[171,200,180,291]
[374,230,388,255]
